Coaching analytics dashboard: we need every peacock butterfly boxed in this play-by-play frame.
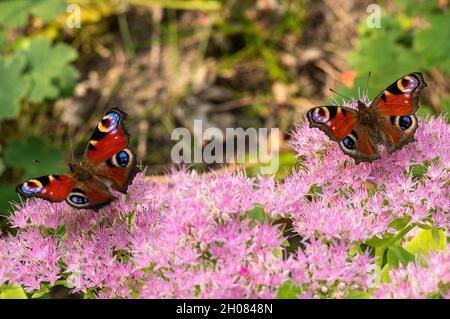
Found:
[16,108,138,210]
[306,72,427,164]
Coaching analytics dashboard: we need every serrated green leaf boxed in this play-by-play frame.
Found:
[387,245,415,268]
[19,37,79,103]
[0,286,27,299]
[403,228,447,257]
[0,0,65,28]
[276,280,301,299]
[0,55,29,120]
[4,136,65,178]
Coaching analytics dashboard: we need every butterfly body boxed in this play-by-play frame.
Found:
[17,108,138,210]
[307,72,426,163]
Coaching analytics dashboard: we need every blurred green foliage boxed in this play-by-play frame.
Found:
[0,0,448,218]
[0,0,66,28]
[336,0,450,117]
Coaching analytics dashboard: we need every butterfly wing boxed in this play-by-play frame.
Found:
[65,179,115,210]
[16,173,115,210]
[371,72,427,153]
[17,174,76,202]
[84,108,130,163]
[307,105,380,163]
[95,147,137,193]
[83,108,138,193]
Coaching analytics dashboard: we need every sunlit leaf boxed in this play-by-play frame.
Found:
[0,286,27,299]
[345,290,370,299]
[403,228,447,257]
[276,280,301,299]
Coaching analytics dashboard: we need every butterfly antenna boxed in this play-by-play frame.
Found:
[329,88,351,102]
[364,71,372,100]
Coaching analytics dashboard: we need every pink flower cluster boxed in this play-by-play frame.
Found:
[373,250,450,299]
[0,102,448,298]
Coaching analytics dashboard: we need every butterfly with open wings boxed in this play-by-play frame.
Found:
[306,72,427,164]
[16,108,138,210]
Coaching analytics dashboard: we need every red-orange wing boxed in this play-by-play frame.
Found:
[307,105,379,163]
[370,72,426,153]
[95,148,138,193]
[372,72,426,116]
[84,108,130,163]
[17,174,76,202]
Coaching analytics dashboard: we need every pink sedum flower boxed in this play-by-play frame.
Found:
[373,250,450,299]
[0,103,448,298]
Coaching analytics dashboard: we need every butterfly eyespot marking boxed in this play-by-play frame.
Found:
[397,75,419,93]
[343,136,356,149]
[19,179,43,195]
[340,132,358,153]
[108,148,133,168]
[310,107,330,124]
[391,115,417,134]
[399,116,412,130]
[98,111,121,133]
[67,189,90,207]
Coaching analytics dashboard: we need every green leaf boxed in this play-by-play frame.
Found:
[4,136,65,178]
[0,183,20,216]
[387,245,415,268]
[0,55,29,120]
[247,205,265,223]
[365,233,394,248]
[345,290,370,299]
[0,158,5,176]
[31,288,50,299]
[0,0,65,28]
[388,216,411,231]
[403,228,447,257]
[29,0,66,23]
[0,31,7,52]
[0,286,27,299]
[349,15,423,98]
[414,12,450,76]
[18,37,79,103]
[276,280,301,299]
[410,164,427,178]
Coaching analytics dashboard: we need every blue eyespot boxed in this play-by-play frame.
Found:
[116,150,129,167]
[20,182,43,195]
[69,194,88,205]
[399,116,412,130]
[343,136,356,150]
[311,108,328,124]
[102,112,121,132]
